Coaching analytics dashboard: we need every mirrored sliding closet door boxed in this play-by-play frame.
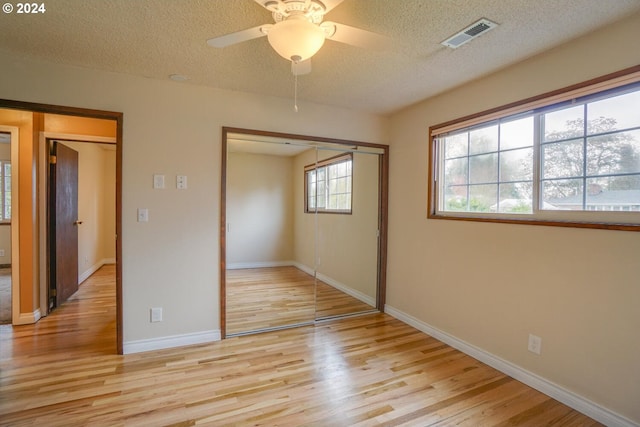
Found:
[223,129,387,337]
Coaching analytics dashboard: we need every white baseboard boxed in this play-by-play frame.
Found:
[384,305,637,427]
[123,330,221,354]
[227,260,295,270]
[292,262,376,307]
[13,308,41,325]
[78,258,117,284]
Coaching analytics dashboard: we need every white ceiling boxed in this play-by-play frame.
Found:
[1,0,639,115]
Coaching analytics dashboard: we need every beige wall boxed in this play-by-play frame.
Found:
[63,141,116,280]
[387,12,640,423]
[227,152,294,266]
[45,114,116,138]
[0,47,388,343]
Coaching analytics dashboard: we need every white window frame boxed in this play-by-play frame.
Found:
[0,159,10,223]
[429,66,640,231]
[305,153,353,214]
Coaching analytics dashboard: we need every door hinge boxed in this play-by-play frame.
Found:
[49,155,57,164]
[50,289,57,297]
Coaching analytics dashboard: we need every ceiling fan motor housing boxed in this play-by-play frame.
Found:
[267,0,326,24]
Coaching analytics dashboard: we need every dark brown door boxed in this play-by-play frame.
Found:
[49,141,79,309]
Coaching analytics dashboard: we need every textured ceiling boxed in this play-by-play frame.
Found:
[1,0,639,115]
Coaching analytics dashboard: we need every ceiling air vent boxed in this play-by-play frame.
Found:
[441,18,498,49]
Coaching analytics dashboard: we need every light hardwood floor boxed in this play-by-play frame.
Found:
[226,266,375,335]
[0,265,602,426]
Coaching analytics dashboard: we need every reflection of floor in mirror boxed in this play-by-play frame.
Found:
[0,268,10,324]
[226,266,374,335]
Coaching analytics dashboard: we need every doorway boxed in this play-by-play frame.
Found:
[221,127,388,338]
[47,139,116,312]
[0,99,123,354]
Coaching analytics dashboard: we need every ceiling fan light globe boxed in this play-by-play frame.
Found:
[267,17,325,62]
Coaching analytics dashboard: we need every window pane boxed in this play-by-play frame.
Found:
[306,157,352,213]
[543,105,584,142]
[307,170,316,209]
[337,193,349,209]
[469,153,498,184]
[329,178,337,194]
[542,139,584,179]
[586,131,640,176]
[469,124,498,154]
[468,184,497,212]
[444,158,468,187]
[498,183,533,213]
[444,133,468,158]
[588,90,640,133]
[317,183,326,208]
[433,76,640,226]
[542,179,584,210]
[1,162,9,221]
[444,193,468,211]
[585,176,640,211]
[500,148,533,182]
[500,116,534,150]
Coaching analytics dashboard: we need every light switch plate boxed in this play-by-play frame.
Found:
[153,174,165,189]
[177,175,187,189]
[150,307,162,322]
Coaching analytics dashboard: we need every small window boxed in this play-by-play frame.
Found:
[430,67,640,230]
[305,153,352,214]
[0,160,11,222]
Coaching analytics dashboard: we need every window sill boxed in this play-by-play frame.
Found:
[428,211,640,232]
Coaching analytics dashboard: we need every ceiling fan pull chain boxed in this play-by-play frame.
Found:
[294,70,299,112]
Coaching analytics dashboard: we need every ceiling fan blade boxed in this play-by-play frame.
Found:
[207,25,271,48]
[292,59,312,76]
[319,0,346,14]
[322,22,392,51]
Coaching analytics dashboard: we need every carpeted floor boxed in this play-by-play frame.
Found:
[0,268,11,324]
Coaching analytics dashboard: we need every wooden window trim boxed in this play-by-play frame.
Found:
[428,65,640,232]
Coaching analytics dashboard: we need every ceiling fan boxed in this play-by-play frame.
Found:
[207,0,390,75]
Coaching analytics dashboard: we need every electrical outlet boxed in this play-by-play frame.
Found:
[0,249,5,257]
[528,333,542,355]
[150,307,163,322]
